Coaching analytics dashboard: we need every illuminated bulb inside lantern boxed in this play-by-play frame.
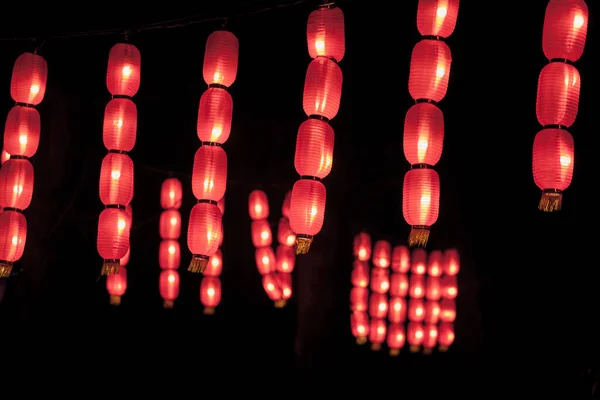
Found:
[396,333,404,341]
[416,307,424,316]
[266,283,274,291]
[431,266,439,275]
[436,66,446,78]
[310,206,317,217]
[111,170,121,179]
[447,332,455,341]
[573,14,584,28]
[261,230,269,240]
[378,302,387,312]
[254,204,262,214]
[13,185,23,195]
[168,245,176,254]
[282,261,289,270]
[420,195,431,207]
[211,126,222,139]
[447,287,457,296]
[168,274,175,283]
[560,155,571,167]
[416,330,423,339]
[414,287,422,296]
[417,139,429,162]
[117,218,126,231]
[417,265,425,274]
[394,302,402,311]
[433,306,440,315]
[357,325,365,334]
[122,66,132,77]
[286,235,295,246]
[262,256,270,265]
[206,231,213,241]
[430,329,437,338]
[115,283,122,290]
[358,248,366,258]
[207,287,215,296]
[377,326,385,334]
[30,84,39,95]
[380,281,389,291]
[11,235,19,245]
[19,134,27,145]
[169,191,175,199]
[114,119,123,128]
[211,257,219,267]
[170,217,178,225]
[283,288,291,297]
[213,72,223,84]
[319,155,332,170]
[203,179,214,192]
[315,39,325,55]
[436,6,447,18]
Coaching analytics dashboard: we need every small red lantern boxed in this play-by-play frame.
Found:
[403,102,444,166]
[443,248,460,275]
[441,274,458,299]
[425,275,441,300]
[350,311,369,344]
[408,39,452,102]
[408,298,425,322]
[192,145,228,202]
[187,202,222,273]
[97,208,130,274]
[391,245,410,273]
[159,269,180,309]
[289,179,326,254]
[1,150,10,164]
[402,168,440,247]
[203,30,239,88]
[307,6,345,62]
[294,117,335,180]
[351,260,369,288]
[387,323,406,356]
[422,324,439,354]
[106,266,127,306]
[262,273,282,302]
[276,245,295,273]
[106,43,141,97]
[0,210,27,277]
[281,190,291,218]
[251,219,272,248]
[350,287,368,312]
[255,246,275,275]
[303,57,343,120]
[388,296,407,324]
[11,52,48,105]
[407,322,424,351]
[0,158,34,210]
[160,178,183,210]
[533,128,574,212]
[353,232,372,261]
[197,88,233,144]
[439,298,456,322]
[369,318,387,351]
[372,240,391,268]
[438,322,455,351]
[159,239,180,270]
[424,300,440,324]
[411,248,427,274]
[200,276,222,314]
[536,62,580,128]
[99,153,134,206]
[409,274,426,298]
[103,98,137,152]
[370,267,390,294]
[277,217,296,246]
[204,249,223,276]
[417,0,460,38]
[4,106,40,158]
[159,209,181,240]
[277,272,292,300]
[248,190,269,220]
[427,250,443,276]
[542,0,588,62]
[120,247,131,268]
[368,292,388,319]
[389,273,409,297]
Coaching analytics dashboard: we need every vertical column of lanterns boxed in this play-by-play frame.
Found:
[402,0,459,248]
[274,191,296,307]
[406,249,427,352]
[532,0,588,212]
[368,240,392,351]
[350,232,372,345]
[0,51,47,277]
[97,43,140,275]
[200,197,225,315]
[158,178,183,309]
[249,190,278,304]
[106,204,131,306]
[422,249,442,353]
[188,31,238,273]
[386,245,410,356]
[438,248,458,351]
[289,3,345,255]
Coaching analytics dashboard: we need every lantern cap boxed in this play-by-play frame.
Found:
[408,226,430,248]
[203,306,216,315]
[370,343,382,351]
[409,345,420,353]
[389,348,400,357]
[439,345,449,352]
[163,300,175,309]
[274,299,287,308]
[101,259,120,276]
[0,261,13,278]
[109,295,121,306]
[189,255,209,273]
[538,189,563,212]
[295,234,314,255]
[355,336,367,345]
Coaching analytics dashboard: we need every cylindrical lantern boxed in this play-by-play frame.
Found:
[427,250,443,276]
[408,39,452,102]
[192,145,228,202]
[99,153,134,206]
[276,272,292,305]
[441,274,458,299]
[353,232,372,261]
[159,239,180,270]
[411,248,428,274]
[205,249,223,277]
[407,322,424,352]
[197,88,233,144]
[542,0,588,62]
[416,0,460,38]
[160,178,183,209]
[262,273,282,302]
[289,179,326,254]
[106,266,127,306]
[402,168,440,247]
[351,260,369,288]
[3,106,41,157]
[422,324,439,354]
[439,298,456,322]
[276,245,295,273]
[277,217,296,247]
[536,62,580,127]
[0,158,34,210]
[303,58,343,121]
[369,318,387,351]
[351,311,369,344]
[368,292,388,320]
[255,246,276,275]
[424,300,441,324]
[391,245,410,273]
[251,219,272,248]
[388,296,407,324]
[438,322,455,351]
[307,6,345,62]
[187,202,222,272]
[106,43,141,97]
[102,98,137,152]
[372,240,391,268]
[248,190,269,220]
[281,190,292,218]
[159,209,182,240]
[387,323,406,356]
[11,52,48,105]
[97,208,130,274]
[203,30,239,88]
[425,276,442,300]
[0,210,27,277]
[159,269,180,308]
[403,102,444,166]
[443,248,460,275]
[408,298,425,322]
[350,287,369,312]
[409,274,426,298]
[294,118,335,179]
[370,267,390,294]
[390,273,409,297]
[200,276,222,314]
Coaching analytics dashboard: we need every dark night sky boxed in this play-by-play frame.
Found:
[0,0,594,386]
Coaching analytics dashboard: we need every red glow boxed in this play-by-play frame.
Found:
[388,296,407,324]
[416,0,460,38]
[368,292,388,319]
[0,158,34,210]
[103,98,137,152]
[402,168,440,228]
[106,266,127,296]
[248,190,269,220]
[443,248,460,275]
[277,217,296,246]
[203,30,239,88]
[536,62,580,127]
[353,232,372,261]
[533,128,574,192]
[160,178,183,210]
[255,246,275,275]
[289,179,326,236]
[294,118,335,179]
[159,209,181,240]
[351,260,369,288]
[307,6,345,61]
[0,210,27,263]
[408,39,452,102]
[159,270,180,302]
[350,287,368,312]
[372,240,391,268]
[106,43,141,97]
[350,311,369,341]
[303,57,343,120]
[427,250,443,276]
[204,249,223,276]
[11,52,48,105]
[187,202,222,258]
[425,275,442,301]
[391,245,410,273]
[251,219,273,247]
[192,145,228,202]
[200,276,222,308]
[409,274,426,298]
[389,273,409,297]
[262,273,282,301]
[281,190,291,219]
[3,106,40,158]
[99,153,134,206]
[370,267,390,294]
[97,208,130,261]
[197,88,233,144]
[542,0,588,62]
[403,102,444,166]
[159,239,180,270]
[275,245,295,273]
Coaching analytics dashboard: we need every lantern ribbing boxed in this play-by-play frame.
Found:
[401,0,459,248]
[0,51,48,278]
[533,0,588,212]
[289,3,345,255]
[188,30,238,274]
[158,178,183,308]
[200,196,225,315]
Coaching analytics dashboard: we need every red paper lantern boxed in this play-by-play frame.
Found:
[372,240,391,268]
[218,196,225,215]
[255,246,275,275]
[106,43,141,97]
[424,300,441,324]
[408,39,452,102]
[408,298,425,322]
[197,88,233,144]
[11,52,48,105]
[277,217,296,247]
[403,102,444,166]
[159,240,180,270]
[159,269,180,308]
[390,273,409,297]
[350,311,369,344]
[205,249,223,276]
[409,274,426,298]
[4,106,40,157]
[99,153,134,206]
[536,62,580,127]
[542,0,588,62]
[388,296,407,324]
[411,248,427,274]
[294,119,335,179]
[391,245,410,273]
[281,190,291,218]
[407,322,424,351]
[248,190,269,220]
[200,276,222,314]
[120,247,131,268]
[438,322,454,350]
[307,6,345,62]
[159,209,181,240]
[97,208,130,274]
[417,0,460,38]
[353,232,372,261]
[0,158,34,210]
[276,245,295,273]
[533,128,574,211]
[0,210,27,277]
[160,178,183,210]
[402,168,440,247]
[187,202,222,272]
[439,299,456,322]
[192,145,227,202]
[102,98,137,152]
[443,248,460,275]
[251,219,273,247]
[441,274,458,299]
[427,250,443,276]
[106,266,127,306]
[351,260,369,288]
[368,319,387,350]
[422,324,439,353]
[387,323,406,356]
[350,287,368,312]
[277,272,293,302]
[425,276,442,300]
[370,267,390,294]
[303,57,343,120]
[289,179,326,254]
[1,150,10,164]
[203,30,239,88]
[262,273,282,302]
[368,292,388,319]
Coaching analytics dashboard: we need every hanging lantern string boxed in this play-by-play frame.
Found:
[0,0,319,42]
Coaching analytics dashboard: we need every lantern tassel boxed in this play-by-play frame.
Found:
[389,348,400,357]
[101,259,120,276]
[0,261,12,278]
[109,295,121,306]
[538,189,562,212]
[370,343,382,351]
[295,234,313,255]
[409,345,420,353]
[408,226,430,248]
[203,306,216,315]
[356,336,367,345]
[274,299,287,308]
[163,300,174,309]
[188,255,209,273]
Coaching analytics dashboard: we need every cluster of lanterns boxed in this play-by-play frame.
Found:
[350,232,458,355]
[158,178,183,308]
[532,0,588,212]
[200,197,225,314]
[249,190,296,307]
[402,0,459,248]
[289,3,345,255]
[187,30,238,273]
[0,51,48,277]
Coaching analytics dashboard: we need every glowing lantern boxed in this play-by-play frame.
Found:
[425,276,442,300]
[289,179,326,254]
[106,266,127,306]
[351,260,369,288]
[255,246,275,275]
[197,88,233,143]
[391,245,410,272]
[294,119,335,179]
[281,190,291,218]
[187,202,222,272]
[262,273,282,302]
[159,240,180,270]
[536,62,580,127]
[0,210,27,277]
[422,324,439,354]
[402,168,440,247]
[403,102,444,166]
[203,30,239,88]
[350,287,368,312]
[390,273,409,297]
[409,274,426,298]
[407,322,424,351]
[427,250,443,276]
[103,98,137,151]
[424,300,440,324]
[439,298,456,322]
[275,245,295,273]
[248,190,269,220]
[542,0,588,62]
[217,196,225,215]
[159,209,181,240]
[408,298,425,322]
[533,128,574,211]
[387,323,406,356]
[159,269,180,308]
[351,311,369,344]
[303,58,343,121]
[370,267,390,294]
[372,240,391,268]
[442,248,460,275]
[388,296,407,324]
[120,247,131,268]
[205,249,223,276]
[97,208,130,274]
[106,43,141,97]
[411,248,427,274]
[277,217,296,246]
[307,6,345,62]
[160,178,183,209]
[11,52,48,105]
[417,0,460,38]
[3,106,40,157]
[438,322,455,351]
[441,274,457,299]
[368,292,388,319]
[99,153,134,206]
[353,232,372,261]
[200,276,222,314]
[369,318,387,351]
[1,150,10,164]
[251,219,272,248]
[0,158,34,210]
[192,145,228,202]
[408,39,452,102]
[277,272,292,301]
